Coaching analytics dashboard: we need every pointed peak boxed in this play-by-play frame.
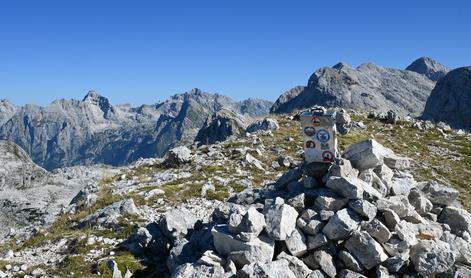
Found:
[82,90,106,102]
[406,57,449,81]
[332,62,352,70]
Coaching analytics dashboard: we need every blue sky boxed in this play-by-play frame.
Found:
[0,1,469,106]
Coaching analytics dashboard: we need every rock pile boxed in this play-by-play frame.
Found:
[120,138,470,277]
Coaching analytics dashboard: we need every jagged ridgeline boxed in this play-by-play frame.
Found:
[0,89,272,170]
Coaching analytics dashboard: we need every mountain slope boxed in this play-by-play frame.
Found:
[0,89,272,170]
[271,60,436,115]
[422,66,471,129]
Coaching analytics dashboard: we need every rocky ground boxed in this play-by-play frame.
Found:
[0,110,469,277]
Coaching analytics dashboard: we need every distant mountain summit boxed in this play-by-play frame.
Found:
[271,59,436,115]
[422,66,471,129]
[0,89,272,170]
[406,57,449,81]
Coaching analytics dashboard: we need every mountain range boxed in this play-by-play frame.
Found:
[0,57,469,171]
[0,89,272,170]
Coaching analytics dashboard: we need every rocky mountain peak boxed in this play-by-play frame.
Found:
[406,57,449,81]
[332,62,352,70]
[82,90,113,114]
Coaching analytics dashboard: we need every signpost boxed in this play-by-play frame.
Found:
[300,107,338,163]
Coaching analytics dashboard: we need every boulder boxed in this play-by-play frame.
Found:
[211,225,275,267]
[342,139,391,171]
[265,202,299,240]
[277,252,312,278]
[246,118,280,133]
[348,199,377,220]
[322,208,360,240]
[344,231,388,270]
[160,207,198,240]
[238,259,296,278]
[410,240,456,276]
[237,207,266,241]
[275,168,302,190]
[361,219,391,243]
[78,199,139,231]
[337,250,364,272]
[338,269,367,278]
[307,233,329,251]
[420,181,459,206]
[165,146,192,166]
[172,263,227,278]
[408,188,433,216]
[303,249,337,278]
[438,206,471,236]
[285,228,308,257]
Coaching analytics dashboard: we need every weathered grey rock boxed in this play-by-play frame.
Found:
[361,219,391,243]
[410,240,456,276]
[440,231,471,265]
[382,209,401,229]
[307,233,329,250]
[265,202,299,240]
[322,208,360,240]
[165,146,192,166]
[358,169,389,197]
[237,207,266,240]
[172,263,227,278]
[390,172,417,196]
[244,153,264,171]
[338,250,364,272]
[382,255,407,273]
[377,196,411,218]
[238,259,296,278]
[420,181,459,206]
[307,270,327,278]
[275,168,302,190]
[211,225,275,267]
[246,118,279,133]
[303,249,337,278]
[327,158,359,179]
[197,250,226,268]
[159,207,198,240]
[383,155,410,171]
[325,176,364,200]
[297,217,324,236]
[348,199,377,220]
[422,66,471,129]
[277,252,312,278]
[315,196,348,212]
[344,231,389,270]
[270,61,434,116]
[408,188,433,216]
[342,139,392,171]
[337,269,367,278]
[287,193,305,213]
[438,206,471,236]
[285,228,308,257]
[406,57,449,81]
[319,210,335,221]
[79,199,139,230]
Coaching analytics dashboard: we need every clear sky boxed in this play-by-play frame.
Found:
[0,0,469,106]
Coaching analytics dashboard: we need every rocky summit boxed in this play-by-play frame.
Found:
[270,59,437,116]
[0,89,272,170]
[0,108,469,277]
[405,57,450,82]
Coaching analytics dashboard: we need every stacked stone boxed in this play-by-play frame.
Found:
[123,139,471,277]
